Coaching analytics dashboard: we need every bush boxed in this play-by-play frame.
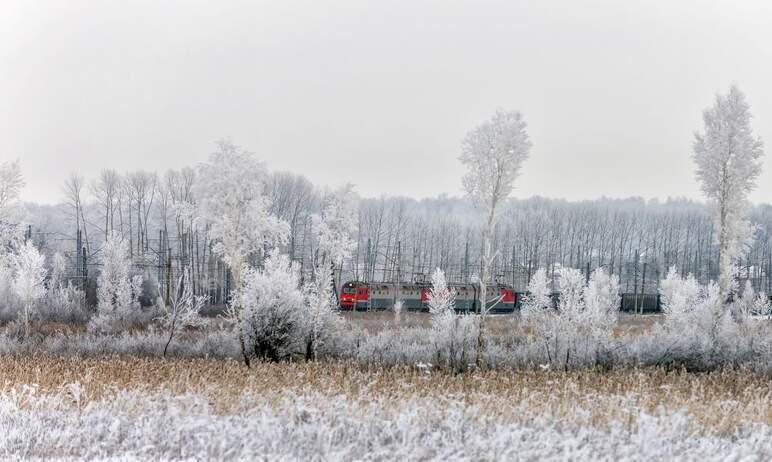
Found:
[234,252,305,362]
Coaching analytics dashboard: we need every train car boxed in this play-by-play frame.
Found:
[368,283,429,310]
[342,282,669,314]
[339,281,518,313]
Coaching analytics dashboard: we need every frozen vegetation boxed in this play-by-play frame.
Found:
[0,86,768,459]
[1,356,772,461]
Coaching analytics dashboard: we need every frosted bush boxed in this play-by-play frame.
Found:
[521,267,619,370]
[234,251,305,362]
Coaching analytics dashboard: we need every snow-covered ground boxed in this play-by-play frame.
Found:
[0,356,770,461]
[2,387,771,461]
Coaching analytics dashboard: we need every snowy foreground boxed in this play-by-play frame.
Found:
[0,356,770,461]
[3,391,772,461]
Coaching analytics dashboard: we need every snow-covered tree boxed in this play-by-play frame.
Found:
[658,268,736,355]
[235,251,305,362]
[427,268,455,316]
[693,85,764,297]
[0,161,24,260]
[318,184,358,269]
[427,268,476,371]
[90,237,142,334]
[0,160,23,216]
[521,268,552,313]
[41,252,86,323]
[299,185,355,361]
[459,110,531,366]
[659,266,701,323]
[303,267,340,361]
[735,280,757,320]
[194,140,289,365]
[157,268,205,357]
[522,267,618,370]
[521,268,559,364]
[11,241,46,337]
[194,140,289,280]
[584,268,620,337]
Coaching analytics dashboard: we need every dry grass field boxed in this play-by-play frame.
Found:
[1,354,772,459]
[343,310,663,337]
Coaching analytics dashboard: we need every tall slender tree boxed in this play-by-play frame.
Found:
[459,110,531,367]
[693,85,764,297]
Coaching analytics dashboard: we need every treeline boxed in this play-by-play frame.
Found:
[19,173,772,300]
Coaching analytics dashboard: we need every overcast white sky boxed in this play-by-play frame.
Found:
[2,0,772,204]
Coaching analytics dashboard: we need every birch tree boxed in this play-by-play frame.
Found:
[459,110,531,366]
[693,85,764,298]
[194,140,289,366]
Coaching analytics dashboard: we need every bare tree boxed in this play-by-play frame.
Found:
[63,173,90,255]
[91,169,120,239]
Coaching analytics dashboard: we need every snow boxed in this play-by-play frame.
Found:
[0,384,771,460]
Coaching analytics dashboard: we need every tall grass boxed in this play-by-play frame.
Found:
[1,356,772,459]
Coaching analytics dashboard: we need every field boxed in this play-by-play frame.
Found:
[343,310,663,337]
[2,354,772,460]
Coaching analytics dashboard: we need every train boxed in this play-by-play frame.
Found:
[339,281,517,313]
[339,281,663,314]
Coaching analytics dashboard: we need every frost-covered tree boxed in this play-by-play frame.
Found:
[584,268,620,337]
[194,140,289,365]
[521,268,559,363]
[427,268,474,371]
[427,268,455,317]
[658,267,738,364]
[298,186,355,361]
[90,237,142,334]
[195,140,289,280]
[318,185,358,268]
[303,267,340,361]
[157,268,205,357]
[521,268,553,313]
[459,110,531,366]
[41,252,86,323]
[235,251,305,362]
[0,161,24,260]
[522,267,618,370]
[660,266,701,323]
[693,85,764,297]
[11,241,46,337]
[0,160,23,216]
